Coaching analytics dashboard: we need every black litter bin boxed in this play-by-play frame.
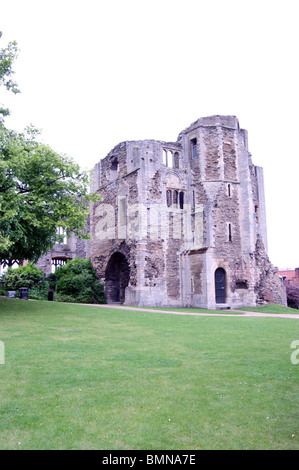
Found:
[19,287,29,300]
[48,290,54,301]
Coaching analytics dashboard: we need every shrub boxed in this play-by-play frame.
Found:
[2,264,44,291]
[52,258,106,304]
[53,293,78,303]
[29,281,49,300]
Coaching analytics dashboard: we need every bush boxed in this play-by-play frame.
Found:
[2,264,44,291]
[52,258,106,304]
[53,293,78,303]
[29,281,49,300]
[286,284,299,309]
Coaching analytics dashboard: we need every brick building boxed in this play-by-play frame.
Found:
[276,268,299,287]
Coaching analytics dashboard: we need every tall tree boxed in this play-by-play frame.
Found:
[0,125,100,266]
[0,31,20,118]
[0,33,100,265]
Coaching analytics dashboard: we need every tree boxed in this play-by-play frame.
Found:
[0,32,101,265]
[0,126,100,265]
[0,31,20,118]
[2,263,44,290]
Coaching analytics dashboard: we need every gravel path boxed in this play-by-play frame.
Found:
[92,303,299,319]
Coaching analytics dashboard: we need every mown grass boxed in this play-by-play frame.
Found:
[237,303,299,314]
[0,298,298,450]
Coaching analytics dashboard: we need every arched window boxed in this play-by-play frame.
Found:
[167,151,173,168]
[56,227,67,244]
[162,149,174,168]
[111,157,118,171]
[173,152,180,169]
[166,190,172,207]
[179,192,184,209]
[163,149,167,166]
[173,190,179,207]
[191,138,197,159]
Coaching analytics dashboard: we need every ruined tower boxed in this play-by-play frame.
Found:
[90,115,286,309]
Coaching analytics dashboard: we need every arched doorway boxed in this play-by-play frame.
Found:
[105,252,130,304]
[215,268,226,303]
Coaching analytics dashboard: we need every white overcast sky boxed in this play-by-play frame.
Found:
[1,0,298,269]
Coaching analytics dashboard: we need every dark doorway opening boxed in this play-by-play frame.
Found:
[105,252,130,304]
[215,268,226,303]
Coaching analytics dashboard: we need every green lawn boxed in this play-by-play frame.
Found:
[237,303,299,314]
[0,298,298,450]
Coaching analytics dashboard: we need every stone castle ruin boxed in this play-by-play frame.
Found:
[89,115,286,309]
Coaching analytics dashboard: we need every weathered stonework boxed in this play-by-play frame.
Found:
[35,217,90,276]
[87,115,286,308]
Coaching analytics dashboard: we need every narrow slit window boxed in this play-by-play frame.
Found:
[179,191,184,209]
[174,152,180,169]
[173,190,179,208]
[228,223,232,242]
[166,190,172,207]
[163,149,167,165]
[191,138,197,159]
[167,151,173,168]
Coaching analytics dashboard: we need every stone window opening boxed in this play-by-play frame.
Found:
[56,227,67,245]
[255,204,260,222]
[163,149,173,168]
[51,257,68,273]
[166,189,184,209]
[110,156,119,181]
[166,189,172,207]
[173,190,179,208]
[235,280,248,289]
[228,223,232,242]
[179,191,184,209]
[191,138,197,159]
[110,157,118,171]
[228,183,231,197]
[173,152,180,169]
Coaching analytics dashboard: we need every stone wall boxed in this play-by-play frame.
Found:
[88,115,286,308]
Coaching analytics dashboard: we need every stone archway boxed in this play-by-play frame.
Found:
[105,252,130,304]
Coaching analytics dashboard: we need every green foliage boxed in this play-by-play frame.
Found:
[0,32,101,264]
[0,31,20,118]
[2,263,44,290]
[0,125,101,264]
[52,258,106,304]
[28,281,49,300]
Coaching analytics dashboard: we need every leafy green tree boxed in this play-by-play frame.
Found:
[2,263,44,290]
[0,32,101,266]
[0,126,100,265]
[0,31,20,118]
